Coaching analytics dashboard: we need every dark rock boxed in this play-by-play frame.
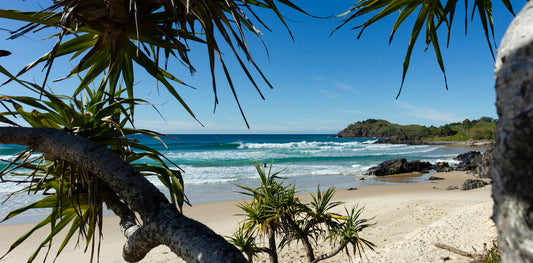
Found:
[366,158,432,176]
[454,151,482,171]
[367,158,406,176]
[451,143,495,178]
[347,187,358,191]
[406,160,433,173]
[428,176,445,180]
[474,143,495,178]
[461,179,489,190]
[447,185,459,190]
[435,162,453,172]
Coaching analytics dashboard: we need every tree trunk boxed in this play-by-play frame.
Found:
[267,228,279,263]
[493,2,533,262]
[285,217,315,262]
[312,244,344,263]
[0,127,247,263]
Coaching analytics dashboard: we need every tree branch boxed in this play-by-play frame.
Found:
[312,244,344,263]
[284,217,315,262]
[0,127,247,262]
[100,184,159,262]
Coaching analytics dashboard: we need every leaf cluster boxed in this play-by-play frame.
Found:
[230,162,375,263]
[335,0,516,97]
[0,0,307,127]
[0,82,186,262]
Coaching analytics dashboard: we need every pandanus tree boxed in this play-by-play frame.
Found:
[231,163,374,263]
[1,0,531,262]
[0,1,307,262]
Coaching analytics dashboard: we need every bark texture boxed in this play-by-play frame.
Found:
[0,127,247,263]
[493,2,533,262]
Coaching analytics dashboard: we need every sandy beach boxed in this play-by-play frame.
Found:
[0,171,495,263]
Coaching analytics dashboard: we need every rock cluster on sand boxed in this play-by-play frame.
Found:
[454,151,483,171]
[435,162,453,172]
[453,143,495,178]
[473,143,495,178]
[365,158,432,176]
[365,143,495,179]
[461,179,489,190]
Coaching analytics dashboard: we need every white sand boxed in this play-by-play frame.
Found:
[0,171,495,263]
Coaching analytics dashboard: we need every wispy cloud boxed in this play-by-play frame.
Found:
[319,89,339,98]
[395,101,462,122]
[335,82,359,94]
[316,81,358,98]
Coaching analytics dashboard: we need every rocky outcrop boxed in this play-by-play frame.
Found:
[336,127,360,138]
[453,143,495,178]
[454,151,483,171]
[461,179,489,190]
[474,143,495,178]
[366,158,432,176]
[364,145,495,178]
[435,162,453,172]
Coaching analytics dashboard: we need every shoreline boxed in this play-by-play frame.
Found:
[0,171,495,263]
[374,138,494,148]
[423,140,493,148]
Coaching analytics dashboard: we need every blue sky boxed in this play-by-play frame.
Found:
[0,1,519,134]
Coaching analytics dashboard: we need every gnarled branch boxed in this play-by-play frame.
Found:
[0,127,246,262]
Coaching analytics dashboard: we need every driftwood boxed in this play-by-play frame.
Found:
[434,243,478,258]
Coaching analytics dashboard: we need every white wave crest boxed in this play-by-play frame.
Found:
[237,140,364,150]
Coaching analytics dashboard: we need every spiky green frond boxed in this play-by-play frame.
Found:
[0,0,307,127]
[0,83,186,262]
[335,0,515,97]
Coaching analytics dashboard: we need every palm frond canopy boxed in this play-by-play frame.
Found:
[0,0,307,127]
[334,0,515,98]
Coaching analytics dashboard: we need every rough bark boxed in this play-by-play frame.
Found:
[312,245,344,263]
[99,185,159,261]
[285,217,315,262]
[493,2,533,262]
[0,127,247,263]
[267,228,278,263]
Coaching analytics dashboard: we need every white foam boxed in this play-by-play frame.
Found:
[237,140,364,150]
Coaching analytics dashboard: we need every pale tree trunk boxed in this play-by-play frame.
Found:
[267,228,278,263]
[0,127,247,263]
[494,2,533,262]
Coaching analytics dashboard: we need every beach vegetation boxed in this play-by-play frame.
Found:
[0,0,308,262]
[338,118,496,141]
[231,163,375,263]
[484,247,501,263]
[0,0,529,261]
[0,82,187,262]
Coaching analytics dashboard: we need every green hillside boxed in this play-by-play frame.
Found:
[337,118,496,141]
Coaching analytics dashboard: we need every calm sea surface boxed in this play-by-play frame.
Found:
[0,134,475,224]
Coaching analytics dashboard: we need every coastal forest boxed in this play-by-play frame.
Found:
[337,118,496,141]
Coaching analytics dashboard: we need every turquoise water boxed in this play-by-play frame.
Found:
[0,134,473,224]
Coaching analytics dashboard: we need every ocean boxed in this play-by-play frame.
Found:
[0,134,475,224]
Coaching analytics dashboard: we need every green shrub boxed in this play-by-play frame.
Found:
[229,163,375,263]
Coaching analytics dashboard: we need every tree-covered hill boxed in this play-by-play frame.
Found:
[337,118,496,141]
